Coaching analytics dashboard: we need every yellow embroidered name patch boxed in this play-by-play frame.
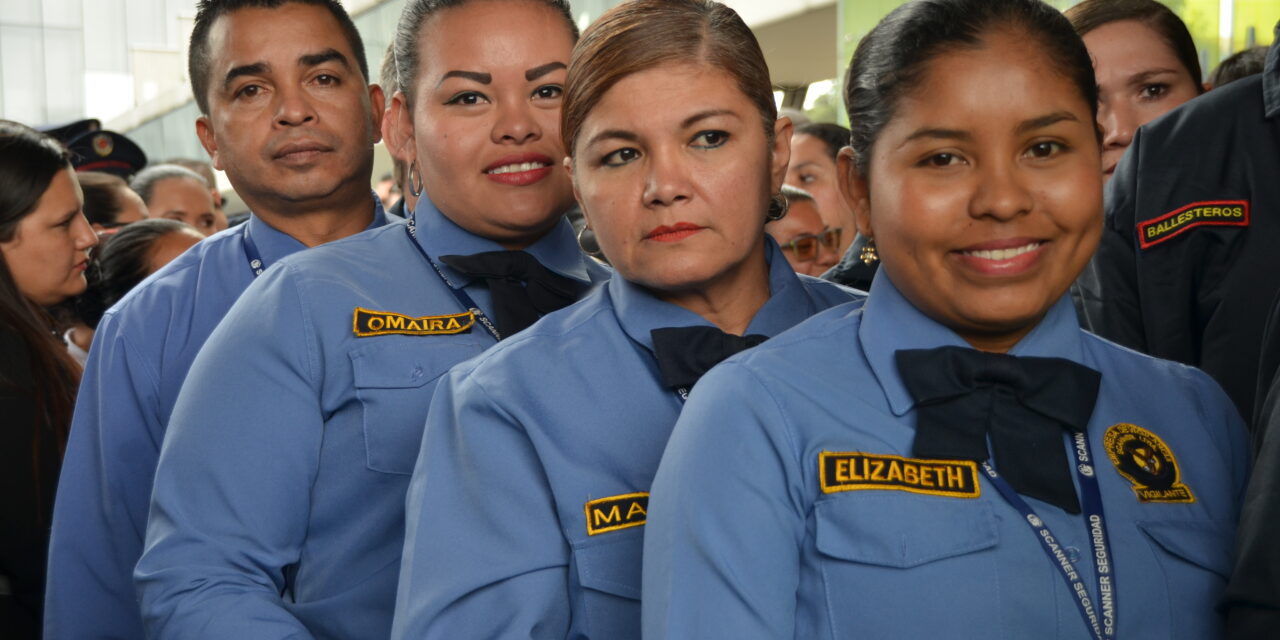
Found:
[584,492,648,536]
[1104,423,1195,503]
[1138,200,1248,249]
[352,307,474,337]
[819,452,980,498]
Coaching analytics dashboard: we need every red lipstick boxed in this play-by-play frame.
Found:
[484,153,555,186]
[645,222,704,243]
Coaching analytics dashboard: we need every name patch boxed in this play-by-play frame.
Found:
[1138,200,1248,249]
[352,307,474,337]
[819,452,980,498]
[1104,423,1195,503]
[584,492,648,535]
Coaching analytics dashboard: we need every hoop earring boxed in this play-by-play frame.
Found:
[577,225,603,258]
[408,161,424,198]
[766,192,789,221]
[859,237,879,265]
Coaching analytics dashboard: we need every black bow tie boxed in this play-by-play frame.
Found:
[650,326,768,390]
[439,251,581,338]
[895,346,1101,514]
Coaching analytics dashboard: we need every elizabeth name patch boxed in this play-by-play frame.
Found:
[1104,423,1195,503]
[352,307,474,337]
[1138,200,1248,249]
[819,452,980,498]
[585,492,648,535]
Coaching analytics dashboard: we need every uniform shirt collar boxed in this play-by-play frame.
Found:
[860,271,1086,416]
[412,198,592,286]
[1264,24,1280,119]
[243,192,388,265]
[613,236,820,353]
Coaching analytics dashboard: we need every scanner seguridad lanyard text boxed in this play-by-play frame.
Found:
[404,219,502,342]
[242,224,267,277]
[981,431,1117,640]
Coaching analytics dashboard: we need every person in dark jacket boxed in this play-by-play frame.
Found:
[0,120,99,637]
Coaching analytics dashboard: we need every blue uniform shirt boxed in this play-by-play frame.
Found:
[392,239,862,640]
[134,200,608,639]
[44,201,389,639]
[643,273,1250,640]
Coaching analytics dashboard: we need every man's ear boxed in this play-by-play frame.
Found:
[196,115,221,171]
[368,84,386,144]
[837,147,872,239]
[383,91,416,165]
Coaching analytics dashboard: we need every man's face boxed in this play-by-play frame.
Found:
[195,3,382,211]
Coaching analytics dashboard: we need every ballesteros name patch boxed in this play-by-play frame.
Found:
[352,307,475,337]
[1138,200,1248,249]
[819,452,980,498]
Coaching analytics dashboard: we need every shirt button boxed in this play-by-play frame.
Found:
[1066,546,1081,563]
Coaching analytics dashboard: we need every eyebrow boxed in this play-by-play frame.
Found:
[1014,111,1079,135]
[585,129,640,149]
[1126,68,1181,87]
[438,70,492,87]
[526,62,566,81]
[300,48,351,71]
[901,127,971,146]
[681,109,736,129]
[223,49,351,90]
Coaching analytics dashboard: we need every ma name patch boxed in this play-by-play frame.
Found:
[1138,200,1248,249]
[352,307,474,337]
[584,492,648,535]
[1104,423,1195,503]
[819,452,980,498]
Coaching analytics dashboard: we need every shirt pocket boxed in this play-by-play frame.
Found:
[572,532,642,640]
[814,493,1001,637]
[1136,519,1233,638]
[350,341,478,475]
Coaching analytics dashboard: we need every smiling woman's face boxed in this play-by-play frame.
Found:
[844,29,1102,352]
[571,62,790,300]
[398,0,577,247]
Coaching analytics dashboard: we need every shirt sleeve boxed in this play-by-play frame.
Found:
[642,362,807,639]
[134,264,322,639]
[44,311,163,639]
[391,367,572,639]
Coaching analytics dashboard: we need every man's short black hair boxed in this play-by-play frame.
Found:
[188,0,370,115]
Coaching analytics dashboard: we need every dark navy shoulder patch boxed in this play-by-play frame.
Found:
[584,492,648,535]
[1138,200,1248,249]
[819,452,980,498]
[352,307,474,337]
[1103,423,1195,503]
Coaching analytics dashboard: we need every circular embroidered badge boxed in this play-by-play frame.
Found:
[92,133,113,157]
[1103,423,1195,503]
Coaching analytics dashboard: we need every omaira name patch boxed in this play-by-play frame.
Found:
[819,452,980,498]
[1138,200,1248,249]
[584,492,648,535]
[352,307,475,337]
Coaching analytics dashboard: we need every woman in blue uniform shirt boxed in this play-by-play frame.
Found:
[134,1,608,638]
[391,1,861,638]
[642,1,1250,638]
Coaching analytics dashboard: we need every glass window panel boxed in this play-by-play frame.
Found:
[1,0,43,26]
[43,27,85,122]
[41,0,82,28]
[83,0,129,72]
[0,25,47,124]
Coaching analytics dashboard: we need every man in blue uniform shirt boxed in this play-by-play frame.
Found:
[43,1,390,637]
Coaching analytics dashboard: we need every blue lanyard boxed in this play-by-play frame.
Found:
[242,224,266,277]
[404,219,502,342]
[981,431,1116,640]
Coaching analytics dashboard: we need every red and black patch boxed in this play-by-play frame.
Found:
[1138,200,1248,250]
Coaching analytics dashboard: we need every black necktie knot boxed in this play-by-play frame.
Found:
[651,326,767,390]
[439,251,581,338]
[895,346,1101,513]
